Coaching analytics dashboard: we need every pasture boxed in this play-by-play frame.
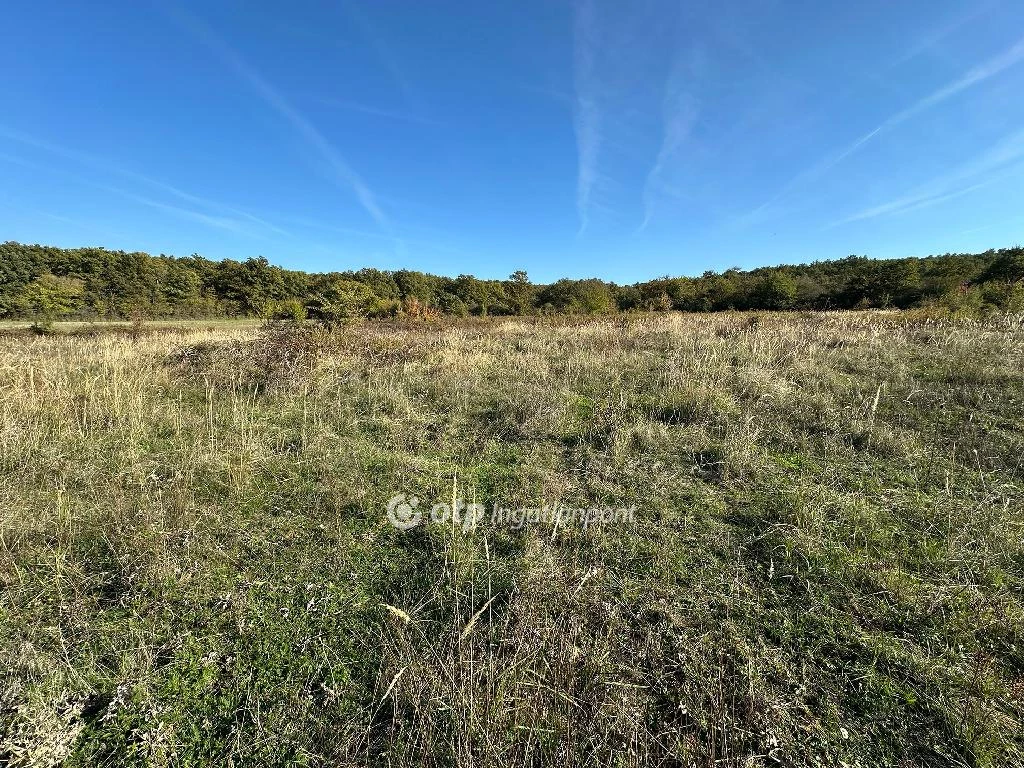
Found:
[1,312,1022,766]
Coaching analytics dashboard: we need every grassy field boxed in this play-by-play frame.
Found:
[0,319,262,332]
[1,312,1022,767]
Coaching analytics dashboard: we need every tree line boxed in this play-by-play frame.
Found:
[2,241,1022,326]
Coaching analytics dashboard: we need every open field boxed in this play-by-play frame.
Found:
[0,319,262,332]
[1,312,1023,767]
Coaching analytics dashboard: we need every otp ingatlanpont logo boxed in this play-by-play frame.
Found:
[385,494,421,530]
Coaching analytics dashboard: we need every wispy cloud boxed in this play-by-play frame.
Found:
[514,82,575,106]
[891,1,997,67]
[162,2,392,231]
[833,179,995,226]
[124,174,290,236]
[103,186,253,232]
[310,96,442,127]
[338,1,417,109]
[0,150,46,173]
[0,125,286,236]
[639,52,700,232]
[278,214,468,257]
[876,34,1024,131]
[0,199,137,244]
[832,127,1024,226]
[0,144,256,234]
[748,33,1024,222]
[572,0,601,235]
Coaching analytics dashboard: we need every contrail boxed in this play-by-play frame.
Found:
[0,124,289,236]
[747,33,1024,222]
[161,2,392,231]
[572,0,601,235]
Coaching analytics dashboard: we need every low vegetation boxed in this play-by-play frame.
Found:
[1,311,1023,766]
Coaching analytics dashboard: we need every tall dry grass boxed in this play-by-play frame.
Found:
[1,312,1022,766]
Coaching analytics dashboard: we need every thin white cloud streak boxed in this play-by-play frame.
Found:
[0,148,255,234]
[338,1,417,108]
[832,127,1024,226]
[1,142,462,259]
[1,125,460,258]
[833,180,993,225]
[878,34,1024,130]
[891,1,997,67]
[103,186,253,232]
[572,0,601,235]
[0,125,287,236]
[279,214,469,257]
[163,3,391,231]
[126,174,290,236]
[0,201,135,245]
[748,33,1024,222]
[311,96,443,126]
[0,151,46,173]
[514,82,575,106]
[639,55,699,232]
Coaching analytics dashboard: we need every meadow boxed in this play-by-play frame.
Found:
[1,311,1022,767]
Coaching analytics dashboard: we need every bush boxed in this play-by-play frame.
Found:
[168,324,334,393]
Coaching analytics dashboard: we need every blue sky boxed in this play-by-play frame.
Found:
[2,0,1023,283]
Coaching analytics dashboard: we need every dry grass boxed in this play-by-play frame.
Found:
[1,311,1022,766]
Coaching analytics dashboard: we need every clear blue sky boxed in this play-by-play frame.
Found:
[2,1,1023,283]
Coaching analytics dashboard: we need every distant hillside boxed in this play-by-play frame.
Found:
[1,241,1022,324]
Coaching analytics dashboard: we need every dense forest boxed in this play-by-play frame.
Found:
[1,241,1022,325]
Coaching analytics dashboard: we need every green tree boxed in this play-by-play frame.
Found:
[980,248,1024,284]
[753,272,797,310]
[394,270,439,306]
[18,273,85,330]
[504,271,536,314]
[537,279,616,314]
[453,275,494,315]
[306,275,378,325]
[697,271,741,310]
[213,257,288,316]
